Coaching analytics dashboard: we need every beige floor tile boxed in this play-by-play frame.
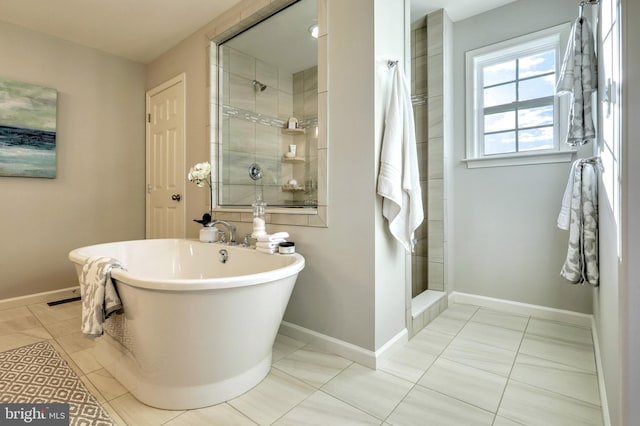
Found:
[55,331,95,354]
[273,346,352,388]
[406,326,455,357]
[109,393,184,426]
[272,333,306,363]
[165,403,257,426]
[43,317,82,338]
[321,363,413,420]
[444,303,480,320]
[441,336,517,377]
[0,306,42,335]
[101,402,128,426]
[0,327,52,352]
[378,342,438,383]
[424,314,467,336]
[510,353,600,405]
[28,301,81,325]
[386,384,494,426]
[69,347,103,374]
[274,390,381,425]
[86,368,128,401]
[418,357,508,413]
[493,415,526,426]
[456,321,524,352]
[228,368,315,425]
[526,318,593,346]
[469,308,529,332]
[519,334,596,373]
[498,380,603,426]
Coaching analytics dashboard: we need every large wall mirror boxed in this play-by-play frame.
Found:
[214,0,323,217]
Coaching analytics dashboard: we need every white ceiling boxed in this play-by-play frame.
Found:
[0,0,517,64]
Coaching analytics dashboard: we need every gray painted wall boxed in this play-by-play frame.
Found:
[0,21,146,300]
[449,0,594,313]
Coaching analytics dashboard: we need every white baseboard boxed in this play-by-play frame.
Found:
[0,286,80,311]
[591,316,611,426]
[279,321,407,369]
[449,291,592,328]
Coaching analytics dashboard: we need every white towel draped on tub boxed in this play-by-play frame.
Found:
[80,256,124,337]
[558,159,600,286]
[556,17,598,146]
[377,63,424,252]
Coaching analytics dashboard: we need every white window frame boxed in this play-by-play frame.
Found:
[464,23,574,168]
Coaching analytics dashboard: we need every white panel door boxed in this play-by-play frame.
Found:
[146,75,186,239]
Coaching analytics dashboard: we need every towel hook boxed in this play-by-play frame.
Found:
[388,60,398,69]
[579,0,600,19]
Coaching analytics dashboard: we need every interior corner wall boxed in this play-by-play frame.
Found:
[0,21,146,299]
[450,0,593,313]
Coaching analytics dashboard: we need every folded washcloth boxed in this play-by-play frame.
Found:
[256,247,277,254]
[80,256,124,337]
[256,241,285,249]
[257,232,289,242]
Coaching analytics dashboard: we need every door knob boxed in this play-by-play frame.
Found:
[171,194,181,201]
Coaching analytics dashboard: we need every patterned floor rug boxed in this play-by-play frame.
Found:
[0,341,115,425]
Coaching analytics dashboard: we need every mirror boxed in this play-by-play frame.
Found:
[216,0,318,208]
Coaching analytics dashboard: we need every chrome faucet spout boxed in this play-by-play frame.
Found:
[206,220,237,245]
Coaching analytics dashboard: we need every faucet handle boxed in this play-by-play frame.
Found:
[219,232,227,244]
[242,234,251,247]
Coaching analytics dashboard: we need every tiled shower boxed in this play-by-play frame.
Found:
[218,45,318,207]
[411,10,445,297]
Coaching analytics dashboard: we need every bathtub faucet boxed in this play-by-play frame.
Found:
[206,220,237,245]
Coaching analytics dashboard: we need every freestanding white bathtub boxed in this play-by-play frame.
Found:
[68,238,304,410]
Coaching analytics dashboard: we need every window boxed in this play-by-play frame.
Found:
[465,24,573,168]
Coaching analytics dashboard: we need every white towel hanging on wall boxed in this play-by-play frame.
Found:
[377,63,424,252]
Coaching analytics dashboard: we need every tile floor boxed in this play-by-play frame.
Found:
[0,301,604,425]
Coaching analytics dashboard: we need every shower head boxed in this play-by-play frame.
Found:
[252,80,267,92]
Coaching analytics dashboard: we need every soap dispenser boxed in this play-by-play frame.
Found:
[251,195,267,238]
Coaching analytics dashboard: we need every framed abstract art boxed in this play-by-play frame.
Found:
[0,78,57,178]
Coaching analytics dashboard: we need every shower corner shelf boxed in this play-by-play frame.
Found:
[281,127,305,135]
[281,184,305,192]
[282,156,305,163]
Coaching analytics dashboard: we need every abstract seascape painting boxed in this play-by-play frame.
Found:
[0,78,57,178]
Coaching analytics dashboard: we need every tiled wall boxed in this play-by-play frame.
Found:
[218,45,318,207]
[411,10,445,297]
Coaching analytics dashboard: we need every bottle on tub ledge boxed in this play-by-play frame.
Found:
[250,195,293,254]
[251,195,267,239]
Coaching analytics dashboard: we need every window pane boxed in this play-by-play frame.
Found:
[483,83,515,108]
[519,127,554,151]
[484,111,515,133]
[484,131,516,155]
[483,60,516,86]
[518,50,555,79]
[518,105,554,128]
[519,75,555,101]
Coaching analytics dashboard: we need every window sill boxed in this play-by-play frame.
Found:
[462,150,575,169]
